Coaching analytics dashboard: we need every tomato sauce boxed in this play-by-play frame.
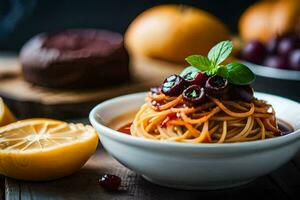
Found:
[278,120,294,136]
[117,123,132,135]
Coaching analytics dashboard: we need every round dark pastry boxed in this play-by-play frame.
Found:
[20,29,130,89]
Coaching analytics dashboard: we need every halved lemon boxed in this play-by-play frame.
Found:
[0,118,98,181]
[0,97,16,126]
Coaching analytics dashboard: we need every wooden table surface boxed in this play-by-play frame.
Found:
[1,145,300,200]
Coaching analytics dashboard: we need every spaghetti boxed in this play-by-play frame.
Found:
[130,92,280,143]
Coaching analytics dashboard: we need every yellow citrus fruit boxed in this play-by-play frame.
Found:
[0,98,16,126]
[0,118,98,181]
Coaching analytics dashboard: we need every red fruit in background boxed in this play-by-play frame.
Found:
[240,40,266,64]
[289,49,300,70]
[277,36,300,56]
[266,36,281,55]
[263,56,289,69]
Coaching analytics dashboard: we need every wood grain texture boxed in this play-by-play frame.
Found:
[3,147,300,200]
[269,162,300,200]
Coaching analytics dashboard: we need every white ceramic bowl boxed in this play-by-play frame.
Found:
[89,92,300,190]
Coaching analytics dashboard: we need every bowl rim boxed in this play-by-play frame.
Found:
[89,92,300,150]
[240,60,300,81]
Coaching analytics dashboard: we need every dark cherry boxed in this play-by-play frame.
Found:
[289,49,300,70]
[266,36,281,55]
[228,85,254,102]
[240,40,266,64]
[98,174,121,190]
[161,75,186,96]
[277,36,299,56]
[205,76,228,97]
[150,87,161,94]
[183,85,206,107]
[182,71,208,87]
[263,56,288,69]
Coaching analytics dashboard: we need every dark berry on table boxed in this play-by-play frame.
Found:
[182,71,208,87]
[240,40,266,64]
[99,174,121,190]
[228,85,254,102]
[277,36,299,56]
[161,74,186,96]
[150,87,161,94]
[205,76,228,98]
[183,85,206,107]
[263,56,288,69]
[289,49,300,70]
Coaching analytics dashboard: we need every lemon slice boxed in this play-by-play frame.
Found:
[0,118,98,181]
[0,97,16,126]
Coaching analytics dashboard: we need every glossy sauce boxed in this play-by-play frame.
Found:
[107,110,136,134]
[117,123,132,135]
[278,120,294,136]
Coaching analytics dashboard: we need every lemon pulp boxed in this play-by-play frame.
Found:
[0,118,98,181]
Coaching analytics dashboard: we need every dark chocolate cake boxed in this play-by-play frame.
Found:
[20,29,130,89]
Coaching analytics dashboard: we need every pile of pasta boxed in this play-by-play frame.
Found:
[130,92,280,143]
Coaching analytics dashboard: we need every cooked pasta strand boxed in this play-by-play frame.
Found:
[130,93,281,143]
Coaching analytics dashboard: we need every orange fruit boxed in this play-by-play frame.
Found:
[239,0,300,43]
[125,4,231,63]
[0,118,98,181]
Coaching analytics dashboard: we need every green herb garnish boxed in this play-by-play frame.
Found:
[189,90,198,98]
[184,40,255,85]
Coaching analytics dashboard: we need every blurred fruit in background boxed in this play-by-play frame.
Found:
[289,49,300,70]
[125,4,231,63]
[240,40,267,64]
[20,29,130,89]
[263,55,288,69]
[240,33,300,71]
[0,98,16,126]
[239,0,300,43]
[238,0,300,101]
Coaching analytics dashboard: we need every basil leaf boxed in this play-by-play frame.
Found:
[206,67,218,76]
[180,66,199,78]
[185,55,212,72]
[226,62,255,85]
[216,66,229,79]
[208,40,233,65]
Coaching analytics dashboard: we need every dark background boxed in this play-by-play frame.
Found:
[0,0,257,51]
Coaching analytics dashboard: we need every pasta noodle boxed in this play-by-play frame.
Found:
[130,92,281,143]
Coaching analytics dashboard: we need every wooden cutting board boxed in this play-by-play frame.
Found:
[0,53,184,119]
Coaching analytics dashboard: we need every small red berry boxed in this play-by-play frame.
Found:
[98,174,121,190]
